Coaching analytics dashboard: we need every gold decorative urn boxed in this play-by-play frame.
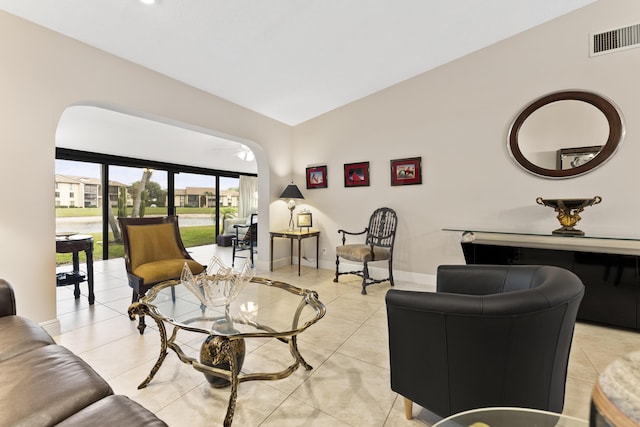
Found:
[536,196,602,236]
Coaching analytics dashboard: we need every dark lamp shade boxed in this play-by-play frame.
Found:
[279,184,304,199]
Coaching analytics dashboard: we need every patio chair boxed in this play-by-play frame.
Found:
[232,214,257,267]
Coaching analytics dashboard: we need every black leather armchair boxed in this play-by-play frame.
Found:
[386,264,584,420]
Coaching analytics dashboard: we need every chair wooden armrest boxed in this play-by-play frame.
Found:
[337,228,368,245]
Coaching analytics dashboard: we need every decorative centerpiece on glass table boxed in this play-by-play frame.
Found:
[536,196,602,236]
[181,256,254,307]
[181,256,255,387]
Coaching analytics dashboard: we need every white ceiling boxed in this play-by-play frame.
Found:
[56,106,259,174]
[3,1,596,175]
[0,0,595,126]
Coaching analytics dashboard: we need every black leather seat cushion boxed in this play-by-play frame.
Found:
[0,345,113,427]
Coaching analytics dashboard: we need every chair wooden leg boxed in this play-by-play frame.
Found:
[137,316,146,335]
[130,289,147,334]
[129,291,140,321]
[404,397,413,420]
[333,256,340,282]
[361,262,370,294]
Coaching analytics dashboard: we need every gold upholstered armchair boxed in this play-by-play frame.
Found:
[334,207,398,295]
[118,215,205,334]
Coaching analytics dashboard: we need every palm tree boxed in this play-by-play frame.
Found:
[131,168,153,218]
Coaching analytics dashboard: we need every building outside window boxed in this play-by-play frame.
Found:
[55,153,251,263]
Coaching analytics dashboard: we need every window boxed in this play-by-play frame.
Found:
[56,148,254,261]
[55,159,103,264]
[175,172,217,246]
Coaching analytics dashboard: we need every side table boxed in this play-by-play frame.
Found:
[270,229,320,276]
[55,234,95,304]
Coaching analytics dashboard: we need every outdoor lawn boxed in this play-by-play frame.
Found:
[56,207,221,265]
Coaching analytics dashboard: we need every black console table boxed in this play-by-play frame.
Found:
[444,229,640,330]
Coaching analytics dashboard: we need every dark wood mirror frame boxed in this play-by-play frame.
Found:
[508,90,624,178]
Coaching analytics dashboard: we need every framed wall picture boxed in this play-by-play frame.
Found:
[390,157,422,186]
[344,162,370,187]
[306,165,328,189]
[297,212,313,229]
[557,146,602,170]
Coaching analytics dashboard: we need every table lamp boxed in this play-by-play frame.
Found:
[279,183,304,231]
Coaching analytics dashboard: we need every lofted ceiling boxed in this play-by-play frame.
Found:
[0,0,596,126]
[1,1,596,174]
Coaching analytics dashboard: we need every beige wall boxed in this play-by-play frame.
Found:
[2,0,639,325]
[292,0,640,280]
[0,10,291,326]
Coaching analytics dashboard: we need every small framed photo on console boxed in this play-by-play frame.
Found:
[297,212,312,230]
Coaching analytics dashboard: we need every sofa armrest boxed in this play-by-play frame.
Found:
[223,217,247,234]
[0,279,16,317]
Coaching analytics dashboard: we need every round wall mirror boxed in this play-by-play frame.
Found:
[508,90,624,178]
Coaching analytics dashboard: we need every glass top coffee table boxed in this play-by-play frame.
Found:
[128,271,326,427]
[433,407,587,427]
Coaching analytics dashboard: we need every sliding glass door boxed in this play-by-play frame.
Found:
[174,172,217,247]
[55,159,104,264]
[55,148,254,263]
[106,165,169,258]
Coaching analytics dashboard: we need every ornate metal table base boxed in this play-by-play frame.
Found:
[127,277,325,427]
[200,335,246,387]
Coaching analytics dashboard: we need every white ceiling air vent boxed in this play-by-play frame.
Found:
[590,23,640,56]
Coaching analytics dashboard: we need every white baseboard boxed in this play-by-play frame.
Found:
[315,259,438,286]
[263,258,436,287]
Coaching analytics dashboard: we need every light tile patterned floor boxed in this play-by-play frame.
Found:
[54,245,640,426]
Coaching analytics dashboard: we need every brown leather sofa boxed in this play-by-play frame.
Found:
[0,279,168,427]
